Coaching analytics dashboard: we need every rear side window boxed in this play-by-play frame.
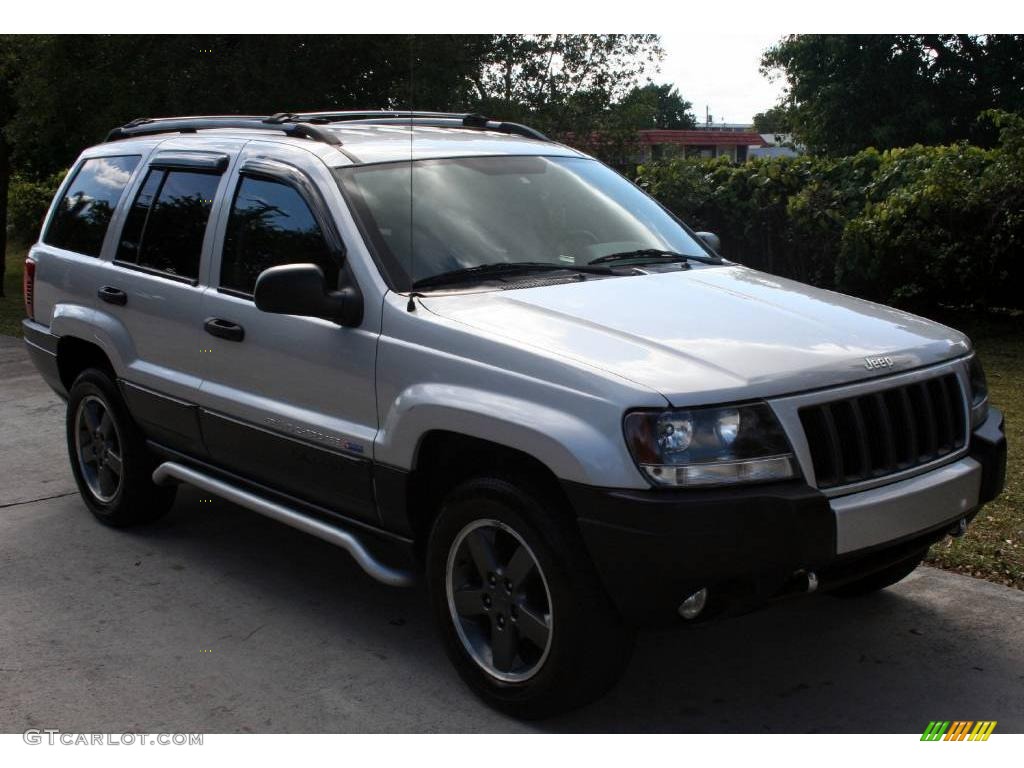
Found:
[115,169,220,280]
[44,155,140,256]
[219,176,337,296]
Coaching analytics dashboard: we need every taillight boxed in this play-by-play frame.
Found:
[23,258,36,321]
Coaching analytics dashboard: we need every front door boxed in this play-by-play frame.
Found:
[196,152,380,525]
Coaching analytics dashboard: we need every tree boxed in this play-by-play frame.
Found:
[752,105,793,134]
[762,34,1024,155]
[467,35,664,133]
[0,36,29,297]
[4,34,489,178]
[618,83,696,129]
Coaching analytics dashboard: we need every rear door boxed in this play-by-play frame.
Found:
[195,147,380,525]
[104,148,235,456]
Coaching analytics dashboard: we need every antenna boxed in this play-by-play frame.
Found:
[407,37,417,309]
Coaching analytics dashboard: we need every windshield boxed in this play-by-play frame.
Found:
[334,155,714,291]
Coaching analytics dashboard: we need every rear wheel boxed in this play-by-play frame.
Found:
[427,475,633,719]
[830,548,928,598]
[66,368,176,526]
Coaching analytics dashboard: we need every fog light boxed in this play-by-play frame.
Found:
[678,588,708,620]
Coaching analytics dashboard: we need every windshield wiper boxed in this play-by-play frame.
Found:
[588,248,702,266]
[411,261,613,290]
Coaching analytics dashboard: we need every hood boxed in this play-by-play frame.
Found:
[419,265,970,405]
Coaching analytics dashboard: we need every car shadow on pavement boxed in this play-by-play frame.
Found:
[88,486,1021,733]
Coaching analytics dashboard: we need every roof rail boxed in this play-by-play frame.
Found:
[292,111,550,142]
[104,111,550,146]
[104,116,344,146]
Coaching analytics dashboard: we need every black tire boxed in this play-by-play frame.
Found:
[66,368,176,527]
[427,475,634,719]
[829,548,928,598]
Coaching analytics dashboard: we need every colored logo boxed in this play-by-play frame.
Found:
[921,721,997,741]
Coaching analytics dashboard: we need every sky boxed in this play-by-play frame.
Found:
[653,33,789,126]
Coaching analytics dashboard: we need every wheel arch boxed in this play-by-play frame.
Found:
[57,335,117,391]
[403,430,577,554]
[50,303,135,389]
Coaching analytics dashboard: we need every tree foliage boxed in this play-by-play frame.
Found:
[4,34,489,177]
[617,83,695,129]
[468,34,663,133]
[762,34,1024,155]
[752,105,792,135]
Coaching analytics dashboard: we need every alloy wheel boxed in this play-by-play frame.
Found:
[74,394,124,503]
[445,519,554,683]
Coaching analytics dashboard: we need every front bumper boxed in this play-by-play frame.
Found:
[568,407,1006,626]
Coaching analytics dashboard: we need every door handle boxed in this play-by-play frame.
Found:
[97,286,127,306]
[204,317,245,342]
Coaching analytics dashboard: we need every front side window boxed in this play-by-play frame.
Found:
[335,155,712,290]
[45,155,141,256]
[115,169,220,280]
[219,176,337,296]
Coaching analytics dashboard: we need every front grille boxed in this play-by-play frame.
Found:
[799,373,967,489]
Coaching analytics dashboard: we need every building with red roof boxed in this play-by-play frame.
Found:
[638,128,769,163]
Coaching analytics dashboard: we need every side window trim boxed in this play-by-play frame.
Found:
[217,159,348,300]
[109,259,201,286]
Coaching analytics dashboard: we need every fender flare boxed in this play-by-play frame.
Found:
[374,383,642,488]
[49,303,137,377]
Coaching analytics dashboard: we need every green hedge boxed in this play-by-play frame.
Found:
[6,170,66,245]
[638,112,1024,312]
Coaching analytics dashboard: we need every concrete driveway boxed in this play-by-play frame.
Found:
[1,335,1021,733]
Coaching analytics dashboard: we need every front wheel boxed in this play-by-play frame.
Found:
[427,476,634,719]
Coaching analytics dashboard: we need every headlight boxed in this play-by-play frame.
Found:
[968,356,989,427]
[624,403,797,487]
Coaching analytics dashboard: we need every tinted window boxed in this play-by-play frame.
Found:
[220,177,337,296]
[116,169,219,280]
[45,156,140,256]
[115,169,163,265]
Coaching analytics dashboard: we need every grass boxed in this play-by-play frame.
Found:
[1,243,1020,588]
[923,310,1024,589]
[0,244,27,337]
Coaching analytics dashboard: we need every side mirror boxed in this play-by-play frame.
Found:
[696,231,721,253]
[254,263,363,326]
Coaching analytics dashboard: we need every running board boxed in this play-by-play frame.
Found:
[152,461,414,587]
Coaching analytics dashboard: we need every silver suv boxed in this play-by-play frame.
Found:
[21,111,1007,718]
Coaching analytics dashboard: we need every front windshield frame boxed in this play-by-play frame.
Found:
[334,155,722,293]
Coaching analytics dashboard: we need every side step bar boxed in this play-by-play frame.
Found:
[152,462,414,587]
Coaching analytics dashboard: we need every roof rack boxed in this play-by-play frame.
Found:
[104,116,344,146]
[104,111,550,146]
[310,112,551,142]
